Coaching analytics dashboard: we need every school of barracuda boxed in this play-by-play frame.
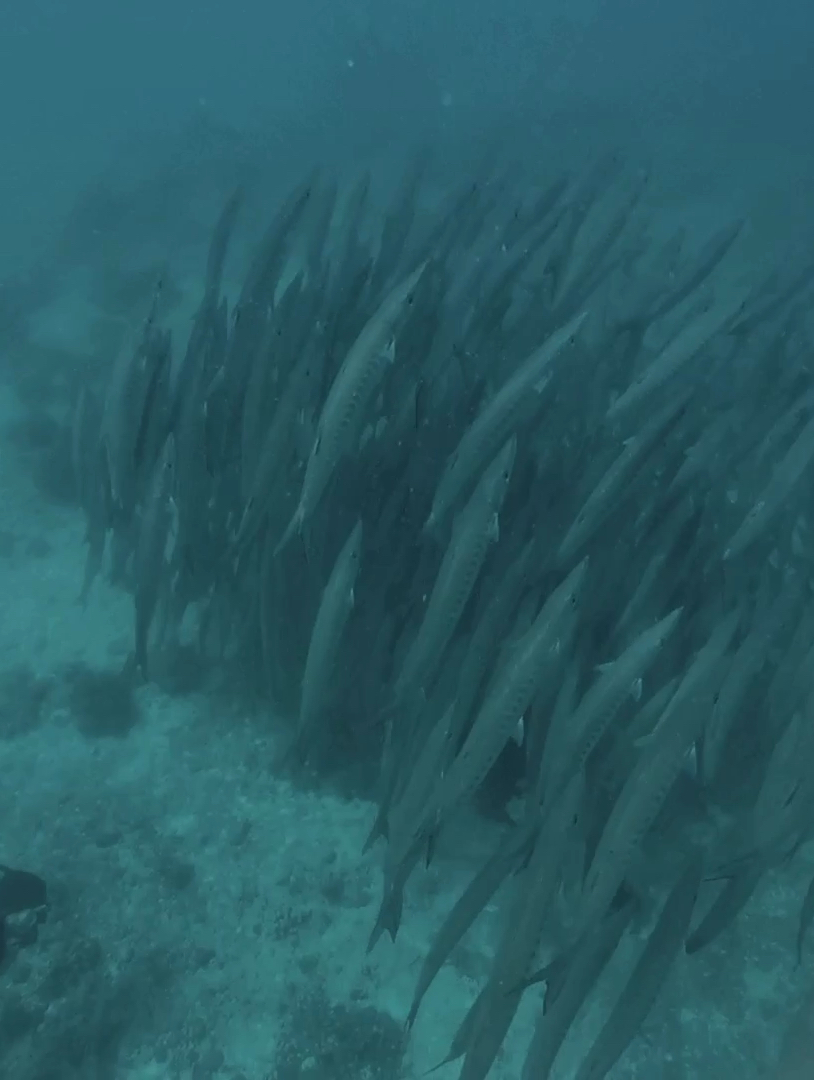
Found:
[72,155,814,1078]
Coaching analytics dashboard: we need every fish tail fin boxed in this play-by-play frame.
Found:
[367,883,404,953]
[362,806,387,854]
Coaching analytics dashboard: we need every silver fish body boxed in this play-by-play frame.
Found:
[426,310,587,531]
[133,435,177,678]
[276,263,425,551]
[394,436,517,701]
[296,521,363,750]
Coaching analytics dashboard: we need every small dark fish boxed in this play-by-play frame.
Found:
[414,377,427,430]
[0,865,47,964]
[0,865,47,915]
